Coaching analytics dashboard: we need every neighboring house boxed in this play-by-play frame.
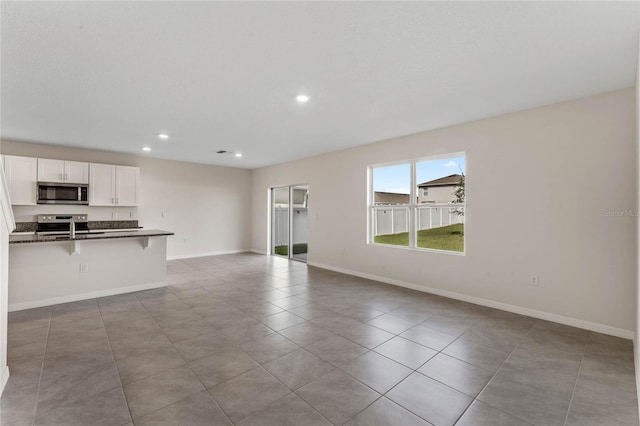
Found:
[374,191,410,205]
[417,174,463,204]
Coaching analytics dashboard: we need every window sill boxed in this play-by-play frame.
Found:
[368,242,465,256]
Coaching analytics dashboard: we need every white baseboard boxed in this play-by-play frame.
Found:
[0,366,9,397]
[635,335,640,418]
[308,261,634,340]
[250,249,268,255]
[167,249,250,260]
[8,281,167,312]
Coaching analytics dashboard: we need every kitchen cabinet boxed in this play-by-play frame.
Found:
[3,155,37,205]
[38,158,89,184]
[89,163,139,206]
[114,166,140,206]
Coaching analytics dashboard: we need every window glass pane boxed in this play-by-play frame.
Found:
[415,156,465,252]
[372,163,410,246]
[272,187,290,256]
[373,163,411,203]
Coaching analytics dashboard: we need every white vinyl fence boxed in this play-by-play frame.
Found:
[372,203,464,236]
[273,207,309,247]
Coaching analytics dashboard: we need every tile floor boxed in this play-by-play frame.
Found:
[1,253,638,425]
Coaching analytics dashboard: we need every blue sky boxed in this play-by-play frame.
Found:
[373,156,466,194]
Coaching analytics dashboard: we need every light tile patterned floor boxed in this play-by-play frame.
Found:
[1,253,638,425]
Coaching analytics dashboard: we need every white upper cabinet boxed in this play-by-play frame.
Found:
[3,155,37,205]
[37,159,65,183]
[65,161,89,184]
[89,163,139,206]
[38,159,89,184]
[89,163,116,206]
[115,166,140,206]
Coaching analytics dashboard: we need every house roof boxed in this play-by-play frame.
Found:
[374,192,410,205]
[418,174,463,188]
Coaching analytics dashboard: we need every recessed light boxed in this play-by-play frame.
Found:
[296,94,310,103]
[235,153,242,158]
[158,133,169,140]
[141,147,152,152]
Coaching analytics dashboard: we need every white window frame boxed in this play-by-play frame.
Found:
[368,152,465,256]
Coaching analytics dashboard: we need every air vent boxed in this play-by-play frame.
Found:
[216,150,228,154]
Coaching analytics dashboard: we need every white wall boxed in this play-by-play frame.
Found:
[0,141,252,259]
[0,159,16,396]
[635,36,640,411]
[0,216,9,394]
[252,89,637,334]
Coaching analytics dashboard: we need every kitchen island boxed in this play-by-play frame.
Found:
[8,229,173,311]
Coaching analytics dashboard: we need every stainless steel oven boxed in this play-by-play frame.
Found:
[37,182,89,205]
[36,214,89,235]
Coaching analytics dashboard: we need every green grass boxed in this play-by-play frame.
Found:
[274,243,308,256]
[374,223,464,252]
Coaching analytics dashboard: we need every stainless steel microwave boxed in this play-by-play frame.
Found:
[37,182,89,205]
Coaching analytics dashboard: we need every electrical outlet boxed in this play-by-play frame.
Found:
[79,264,89,273]
[112,211,119,219]
[530,275,539,286]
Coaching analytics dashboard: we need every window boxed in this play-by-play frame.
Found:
[369,153,465,253]
[370,164,410,247]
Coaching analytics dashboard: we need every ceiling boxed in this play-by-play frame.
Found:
[1,1,638,169]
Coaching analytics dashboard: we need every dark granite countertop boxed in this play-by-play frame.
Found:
[10,229,174,244]
[15,220,140,233]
